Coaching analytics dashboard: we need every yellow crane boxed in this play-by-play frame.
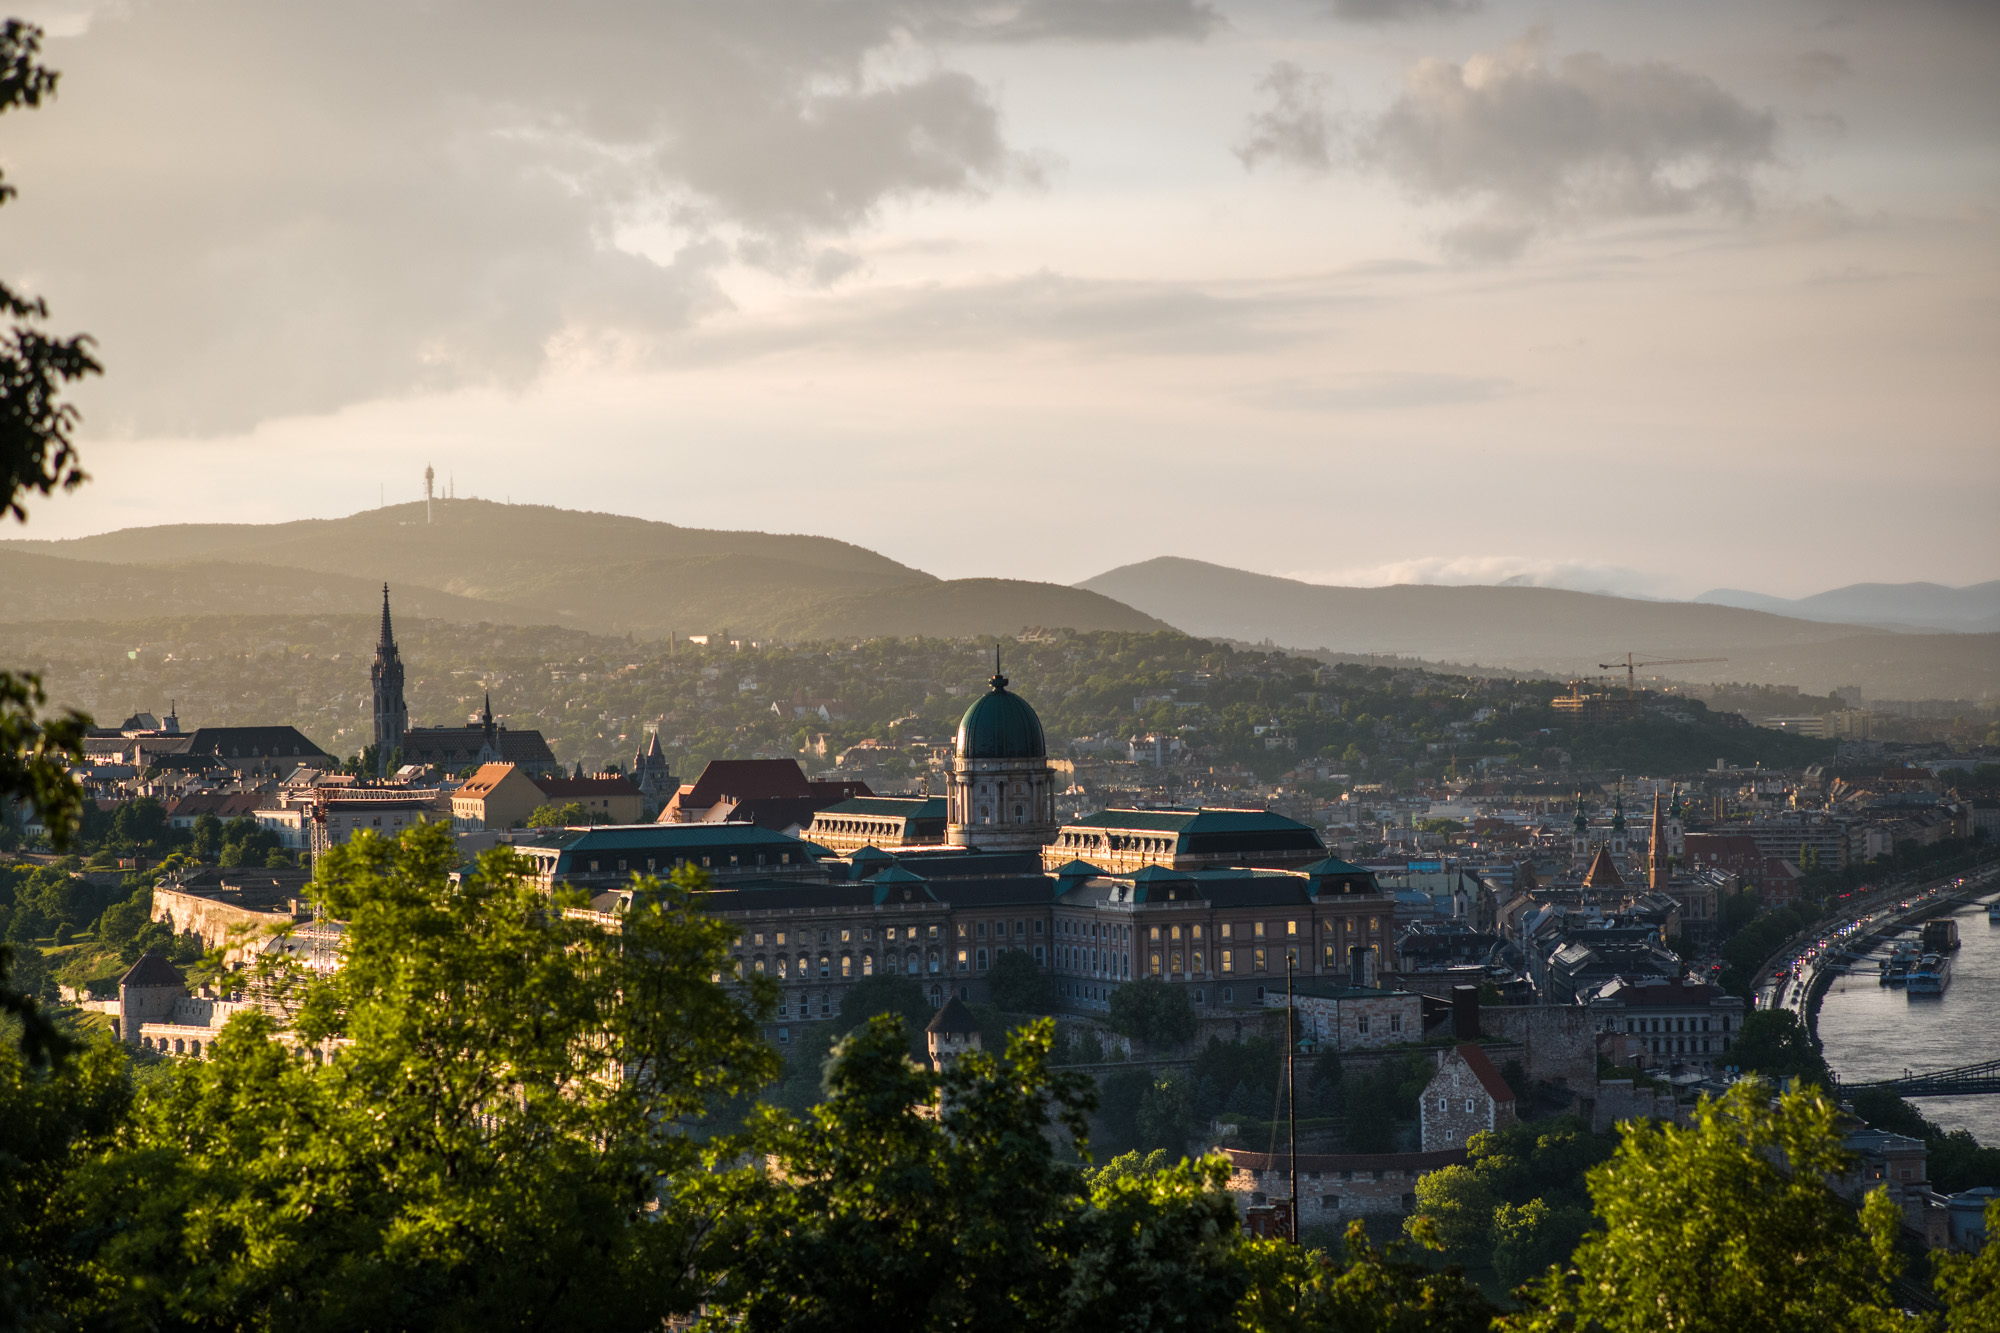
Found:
[1597,653,1728,697]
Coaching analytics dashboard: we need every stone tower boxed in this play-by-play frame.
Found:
[371,584,409,778]
[1570,793,1590,870]
[946,650,1058,853]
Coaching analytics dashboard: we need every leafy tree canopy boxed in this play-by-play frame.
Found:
[1109,976,1197,1048]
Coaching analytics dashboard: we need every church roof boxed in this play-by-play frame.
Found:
[1581,846,1626,889]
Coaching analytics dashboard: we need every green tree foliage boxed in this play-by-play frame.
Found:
[0,21,97,856]
[1109,976,1197,1048]
[0,1017,130,1327]
[1342,1052,1432,1153]
[1235,1218,1499,1333]
[528,800,600,827]
[987,946,1058,1013]
[1849,1088,2000,1194]
[1729,1008,1833,1088]
[63,825,779,1328]
[1934,1198,2000,1333]
[694,1016,1265,1332]
[1507,1079,1908,1332]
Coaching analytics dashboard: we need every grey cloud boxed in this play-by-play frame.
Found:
[1236,63,1333,173]
[1788,50,1854,89]
[1325,0,1480,23]
[3,0,1204,435]
[1351,34,1778,259]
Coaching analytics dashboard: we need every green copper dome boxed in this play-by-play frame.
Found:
[956,668,1046,760]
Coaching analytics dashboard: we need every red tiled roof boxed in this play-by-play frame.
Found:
[1581,846,1625,888]
[1454,1043,1516,1105]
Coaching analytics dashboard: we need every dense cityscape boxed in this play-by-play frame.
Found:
[4,1,1999,1328]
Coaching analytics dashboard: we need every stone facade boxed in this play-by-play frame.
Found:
[1475,1004,1600,1091]
[1418,1043,1517,1151]
[1275,984,1424,1052]
[153,875,309,963]
[1224,1149,1468,1223]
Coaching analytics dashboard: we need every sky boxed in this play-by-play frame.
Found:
[1,0,1996,600]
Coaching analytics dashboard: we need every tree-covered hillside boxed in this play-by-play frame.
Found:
[0,616,1833,781]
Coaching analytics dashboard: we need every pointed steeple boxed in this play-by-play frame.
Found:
[481,691,493,726]
[1611,795,1626,831]
[1649,791,1668,890]
[378,583,396,649]
[1572,792,1588,832]
[646,729,663,758]
[989,643,1008,694]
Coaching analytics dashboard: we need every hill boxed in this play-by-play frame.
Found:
[0,500,1165,639]
[1695,580,2000,633]
[1076,557,2000,700]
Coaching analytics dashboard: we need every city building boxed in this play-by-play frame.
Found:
[947,655,1060,853]
[450,762,548,831]
[1043,807,1327,874]
[804,795,949,851]
[1418,1043,1517,1150]
[370,588,556,775]
[1587,975,1744,1070]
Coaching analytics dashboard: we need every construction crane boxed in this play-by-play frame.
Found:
[1597,653,1728,697]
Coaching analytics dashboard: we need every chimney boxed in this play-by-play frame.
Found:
[1452,984,1481,1040]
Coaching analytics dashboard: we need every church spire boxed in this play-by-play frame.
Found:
[378,583,396,649]
[1649,792,1668,890]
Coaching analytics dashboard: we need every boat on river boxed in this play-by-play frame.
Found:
[1987,898,2000,924]
[1881,940,1918,986]
[1907,952,1951,996]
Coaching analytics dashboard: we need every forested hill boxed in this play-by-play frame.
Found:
[1078,557,2000,701]
[0,500,1166,640]
[0,616,1832,779]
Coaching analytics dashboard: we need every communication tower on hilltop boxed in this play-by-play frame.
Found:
[424,463,435,523]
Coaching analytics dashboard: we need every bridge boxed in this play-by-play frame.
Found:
[1838,1059,2000,1099]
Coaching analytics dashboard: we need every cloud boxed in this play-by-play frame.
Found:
[1282,555,1669,598]
[674,269,1328,362]
[1247,372,1509,411]
[1346,32,1779,259]
[1787,49,1855,90]
[1235,62,1333,173]
[1324,0,1480,23]
[4,0,1209,435]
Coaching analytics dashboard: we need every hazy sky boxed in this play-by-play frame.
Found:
[3,0,1996,598]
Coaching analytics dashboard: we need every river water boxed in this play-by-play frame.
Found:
[1817,893,2000,1145]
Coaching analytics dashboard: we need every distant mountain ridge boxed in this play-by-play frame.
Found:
[0,500,1169,640]
[1077,557,2000,700]
[1694,580,2000,633]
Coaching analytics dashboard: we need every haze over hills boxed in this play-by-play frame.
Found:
[1078,557,2000,701]
[0,500,1168,640]
[1694,581,2000,633]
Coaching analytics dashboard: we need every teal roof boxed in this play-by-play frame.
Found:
[1300,856,1373,877]
[1065,807,1310,836]
[956,671,1046,760]
[1053,858,1104,879]
[1131,865,1195,884]
[819,796,946,820]
[871,864,928,885]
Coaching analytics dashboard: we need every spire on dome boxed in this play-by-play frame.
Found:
[1572,793,1588,831]
[1611,795,1626,831]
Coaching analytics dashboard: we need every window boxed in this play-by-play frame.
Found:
[1465,1098,1475,1113]
[1149,926,1161,942]
[1150,952,1162,976]
[863,954,874,976]
[1254,947,1267,972]
[1220,950,1234,974]
[1254,921,1266,939]
[957,923,969,940]
[818,955,830,978]
[1192,950,1205,973]
[1191,924,1203,940]
[1287,920,1297,937]
[778,1026,789,1042]
[977,948,988,970]
[1389,1013,1402,1033]
[1369,917,1378,931]
[1194,989,1205,1005]
[776,932,787,946]
[1438,1096,1448,1112]
[1357,1014,1369,1035]
[1035,945,1046,965]
[1170,925,1181,942]
[928,925,940,940]
[957,948,969,970]
[1220,923,1233,939]
[754,932,765,946]
[1324,944,1337,968]
[841,928,852,944]
[977,922,987,939]
[1036,920,1046,935]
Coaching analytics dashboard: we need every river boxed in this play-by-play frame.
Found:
[1817,892,2000,1144]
